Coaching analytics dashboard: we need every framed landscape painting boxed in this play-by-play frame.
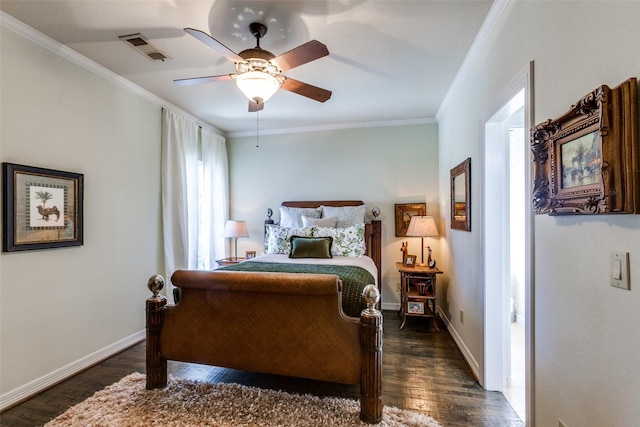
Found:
[395,203,426,237]
[531,77,638,215]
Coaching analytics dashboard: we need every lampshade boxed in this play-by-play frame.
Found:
[224,220,249,238]
[234,71,280,104]
[406,216,439,237]
[406,216,438,266]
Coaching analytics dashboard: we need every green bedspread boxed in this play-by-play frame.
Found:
[219,261,375,318]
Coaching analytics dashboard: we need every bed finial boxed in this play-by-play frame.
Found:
[147,275,166,301]
[371,207,380,219]
[362,284,380,314]
[266,208,273,219]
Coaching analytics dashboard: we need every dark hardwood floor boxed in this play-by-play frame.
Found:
[0,311,524,426]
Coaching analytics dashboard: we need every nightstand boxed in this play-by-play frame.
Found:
[396,262,443,330]
[216,257,245,268]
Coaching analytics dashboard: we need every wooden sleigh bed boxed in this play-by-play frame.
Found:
[145,201,384,423]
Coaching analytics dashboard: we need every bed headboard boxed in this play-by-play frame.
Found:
[265,200,382,286]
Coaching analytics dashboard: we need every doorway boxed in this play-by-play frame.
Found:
[482,63,534,425]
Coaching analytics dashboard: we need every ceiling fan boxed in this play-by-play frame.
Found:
[174,23,332,112]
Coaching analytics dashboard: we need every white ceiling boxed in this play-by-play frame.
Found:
[0,0,494,134]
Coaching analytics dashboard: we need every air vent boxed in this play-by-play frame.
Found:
[119,33,170,62]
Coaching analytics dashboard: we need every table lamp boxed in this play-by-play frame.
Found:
[224,220,249,261]
[405,216,439,267]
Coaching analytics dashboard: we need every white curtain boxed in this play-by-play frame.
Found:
[161,109,229,301]
[162,109,199,290]
[199,128,228,270]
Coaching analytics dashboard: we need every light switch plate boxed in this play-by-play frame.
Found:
[610,251,630,290]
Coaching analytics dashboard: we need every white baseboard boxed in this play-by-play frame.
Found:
[381,302,400,311]
[0,330,145,411]
[382,303,480,380]
[436,307,480,380]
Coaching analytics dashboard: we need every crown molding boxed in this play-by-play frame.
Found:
[227,116,437,138]
[0,11,223,136]
[436,0,510,121]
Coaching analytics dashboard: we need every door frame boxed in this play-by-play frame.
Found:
[480,61,535,425]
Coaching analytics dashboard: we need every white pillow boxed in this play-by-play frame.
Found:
[320,205,367,228]
[279,206,321,228]
[302,215,337,228]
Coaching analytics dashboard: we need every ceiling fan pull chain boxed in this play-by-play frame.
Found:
[256,111,260,148]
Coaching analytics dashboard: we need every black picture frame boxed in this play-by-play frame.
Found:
[2,163,84,251]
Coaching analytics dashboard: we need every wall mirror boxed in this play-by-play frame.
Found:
[450,158,471,231]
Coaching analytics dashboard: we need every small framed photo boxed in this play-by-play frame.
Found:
[2,163,83,252]
[245,250,256,259]
[408,301,424,314]
[403,254,417,267]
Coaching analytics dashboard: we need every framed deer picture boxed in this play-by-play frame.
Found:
[2,163,84,251]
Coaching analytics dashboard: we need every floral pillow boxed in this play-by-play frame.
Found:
[265,224,315,254]
[313,223,366,257]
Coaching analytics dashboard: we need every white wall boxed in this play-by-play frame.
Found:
[0,26,163,401]
[438,1,640,426]
[227,124,439,307]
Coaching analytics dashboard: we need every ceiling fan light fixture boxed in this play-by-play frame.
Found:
[176,25,331,109]
[234,71,281,104]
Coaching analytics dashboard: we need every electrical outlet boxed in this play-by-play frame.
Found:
[396,282,401,293]
[459,309,464,324]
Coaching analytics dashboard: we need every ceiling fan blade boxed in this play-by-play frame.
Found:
[173,74,234,86]
[184,28,244,63]
[281,77,332,103]
[271,40,329,72]
[248,101,264,112]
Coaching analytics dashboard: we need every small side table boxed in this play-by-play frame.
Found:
[216,257,245,268]
[396,262,443,330]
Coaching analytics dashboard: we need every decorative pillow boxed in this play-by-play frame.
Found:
[313,223,366,257]
[289,236,333,259]
[320,205,367,228]
[302,215,338,228]
[279,206,321,228]
[265,225,314,254]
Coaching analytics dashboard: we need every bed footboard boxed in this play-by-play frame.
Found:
[145,273,383,424]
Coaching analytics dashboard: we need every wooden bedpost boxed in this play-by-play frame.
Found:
[146,275,167,389]
[370,219,382,288]
[359,284,383,424]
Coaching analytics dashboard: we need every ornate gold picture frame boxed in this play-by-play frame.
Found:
[531,78,638,215]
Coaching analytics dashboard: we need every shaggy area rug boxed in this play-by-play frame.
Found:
[45,373,441,426]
